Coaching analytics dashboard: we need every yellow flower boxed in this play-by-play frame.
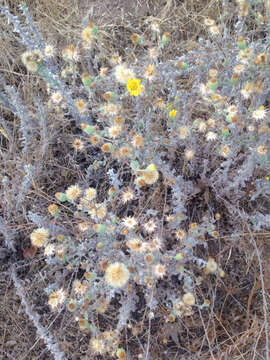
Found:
[137,163,159,185]
[127,78,143,96]
[169,109,178,118]
[146,163,157,172]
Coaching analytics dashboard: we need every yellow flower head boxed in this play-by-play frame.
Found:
[127,78,143,96]
[169,109,178,118]
[141,163,159,184]
[146,163,157,172]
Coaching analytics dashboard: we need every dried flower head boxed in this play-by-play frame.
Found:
[105,262,130,288]
[132,134,144,148]
[66,184,82,201]
[126,238,142,253]
[96,203,107,219]
[205,257,218,274]
[120,146,132,158]
[144,219,157,233]
[73,279,88,295]
[248,125,255,132]
[258,125,270,134]
[206,131,218,141]
[148,47,159,58]
[115,64,134,84]
[233,64,246,74]
[48,203,59,216]
[30,228,50,247]
[145,253,155,264]
[76,99,87,114]
[252,106,267,121]
[207,118,216,128]
[182,292,195,306]
[241,82,253,98]
[153,264,166,279]
[78,222,90,232]
[204,18,215,26]
[148,237,163,252]
[254,53,267,65]
[101,143,113,153]
[208,68,218,77]
[90,337,105,355]
[108,125,121,138]
[219,145,231,157]
[48,288,66,309]
[209,25,220,36]
[136,177,147,187]
[72,138,84,151]
[114,116,124,125]
[130,33,140,44]
[185,149,195,161]
[256,145,268,156]
[174,300,193,317]
[44,44,55,58]
[239,2,249,17]
[44,244,55,256]
[99,67,108,77]
[110,52,122,65]
[21,50,42,72]
[51,91,63,104]
[175,229,186,240]
[226,105,238,115]
[116,348,127,360]
[178,126,189,139]
[122,189,135,203]
[62,45,79,61]
[199,83,208,96]
[90,134,100,146]
[144,64,157,81]
[198,121,207,133]
[122,216,137,230]
[102,102,119,117]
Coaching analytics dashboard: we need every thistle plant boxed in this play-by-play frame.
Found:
[1,0,270,359]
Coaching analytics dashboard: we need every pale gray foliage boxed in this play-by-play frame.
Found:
[117,293,139,330]
[11,266,66,360]
[0,216,16,251]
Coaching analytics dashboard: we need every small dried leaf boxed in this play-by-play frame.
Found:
[23,246,37,259]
